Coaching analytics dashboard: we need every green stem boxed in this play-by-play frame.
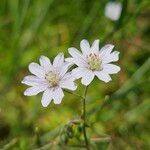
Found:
[64,87,90,149]
[82,86,90,150]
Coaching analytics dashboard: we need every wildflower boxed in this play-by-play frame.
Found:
[104,2,122,21]
[66,39,120,86]
[22,53,77,107]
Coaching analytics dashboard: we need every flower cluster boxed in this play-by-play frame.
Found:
[22,39,120,107]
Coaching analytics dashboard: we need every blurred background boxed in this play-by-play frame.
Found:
[0,0,150,149]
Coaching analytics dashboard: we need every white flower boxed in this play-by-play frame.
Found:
[104,2,122,21]
[66,39,120,86]
[22,53,77,107]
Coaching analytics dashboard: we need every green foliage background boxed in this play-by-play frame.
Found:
[0,0,149,149]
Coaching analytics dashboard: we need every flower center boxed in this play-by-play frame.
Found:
[45,72,59,87]
[87,53,102,71]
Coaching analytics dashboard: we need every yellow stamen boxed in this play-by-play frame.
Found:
[87,53,102,71]
[45,72,59,87]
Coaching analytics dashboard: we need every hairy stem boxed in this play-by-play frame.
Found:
[82,86,90,150]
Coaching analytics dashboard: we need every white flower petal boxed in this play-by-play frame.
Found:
[29,62,45,78]
[41,89,53,107]
[52,88,64,104]
[81,71,95,86]
[65,57,74,63]
[99,44,114,57]
[80,39,90,56]
[110,51,120,61]
[68,47,82,57]
[95,71,112,83]
[103,64,120,74]
[60,73,77,90]
[72,67,86,79]
[24,86,47,96]
[76,68,95,86]
[39,55,52,73]
[53,53,64,68]
[60,80,77,90]
[91,39,100,54]
[22,75,48,86]
[59,62,72,78]
[72,68,95,85]
[73,68,95,86]
[66,57,87,67]
[68,47,87,61]
[102,51,120,64]
[68,47,87,66]
[61,72,76,81]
